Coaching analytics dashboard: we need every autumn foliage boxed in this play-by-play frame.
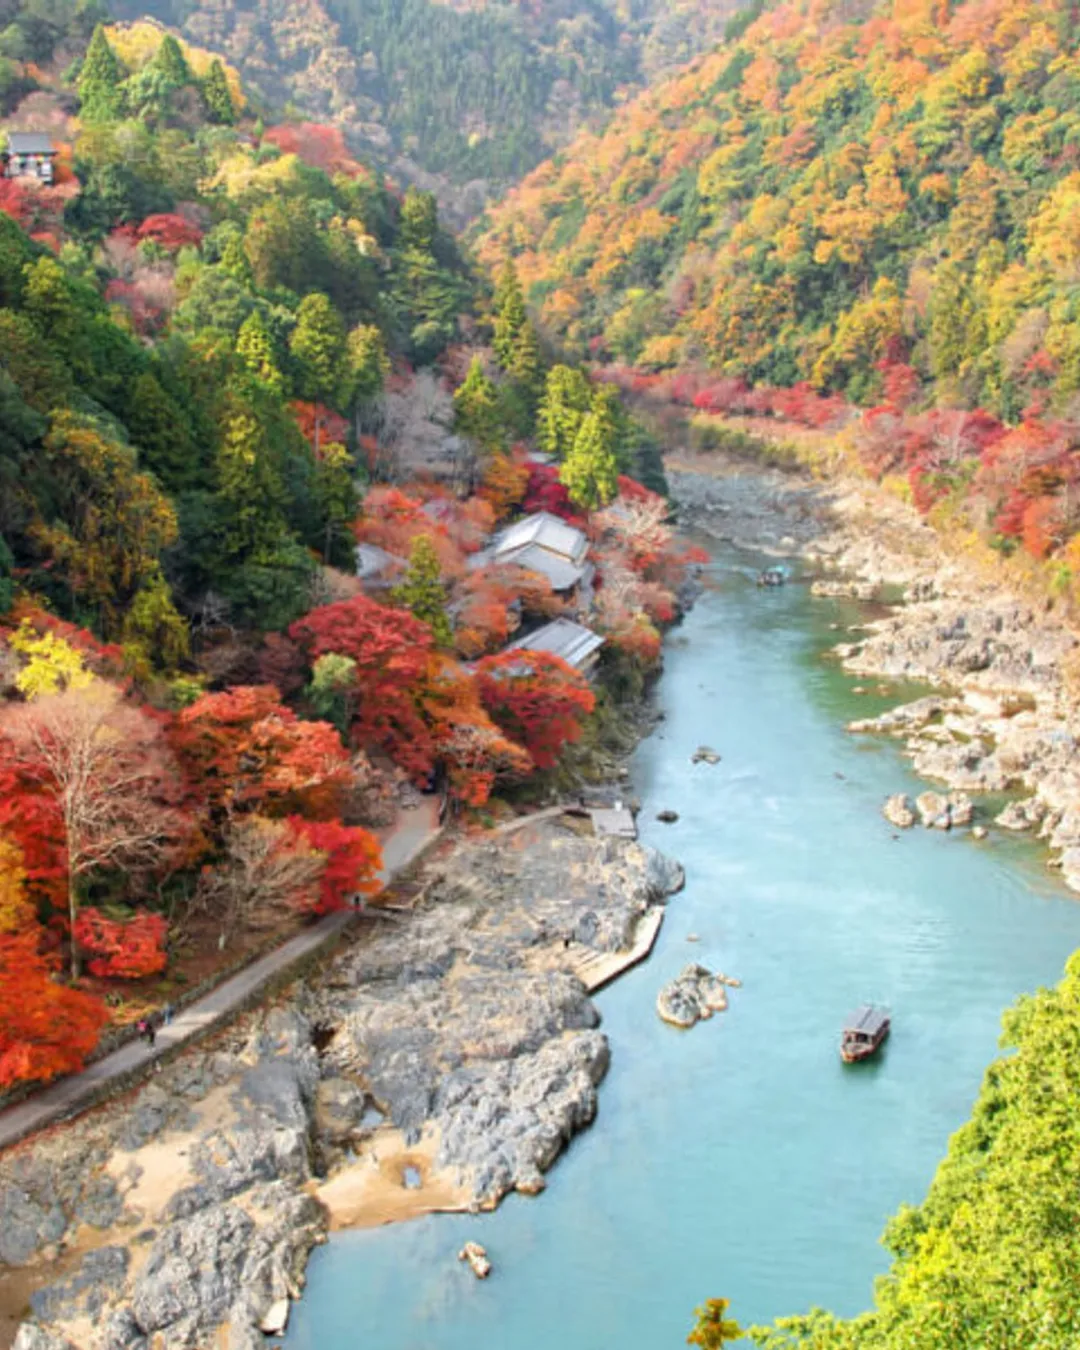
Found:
[286,817,383,913]
[476,650,596,770]
[73,908,169,978]
[170,685,355,823]
[0,842,108,1089]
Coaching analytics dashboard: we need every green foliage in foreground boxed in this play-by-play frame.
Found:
[750,950,1080,1350]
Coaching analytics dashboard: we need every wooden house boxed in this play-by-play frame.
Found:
[2,133,57,184]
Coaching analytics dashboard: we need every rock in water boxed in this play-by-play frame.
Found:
[915,789,974,829]
[691,746,721,765]
[947,791,974,827]
[260,1299,290,1335]
[656,965,737,1028]
[883,793,916,829]
[915,790,948,828]
[656,809,679,823]
[972,825,989,840]
[996,798,1043,832]
[459,1241,491,1278]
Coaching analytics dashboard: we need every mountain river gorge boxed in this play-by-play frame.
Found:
[286,537,1080,1348]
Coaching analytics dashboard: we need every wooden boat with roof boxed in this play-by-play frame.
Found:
[840,1005,890,1063]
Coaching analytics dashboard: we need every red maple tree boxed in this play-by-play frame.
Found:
[475,650,596,769]
[170,685,355,825]
[73,908,169,979]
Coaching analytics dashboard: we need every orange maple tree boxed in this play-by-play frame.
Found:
[0,842,107,1089]
[170,685,356,825]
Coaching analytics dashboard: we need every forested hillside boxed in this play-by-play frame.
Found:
[477,0,1080,583]
[107,0,743,217]
[0,14,693,1087]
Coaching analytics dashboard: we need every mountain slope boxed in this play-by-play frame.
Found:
[476,0,1080,420]
[108,0,744,217]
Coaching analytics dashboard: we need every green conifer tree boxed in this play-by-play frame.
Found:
[202,58,235,124]
[314,440,358,566]
[289,292,346,454]
[399,187,438,254]
[346,323,390,406]
[560,407,619,510]
[493,261,527,370]
[127,370,203,492]
[77,24,124,123]
[152,33,191,87]
[453,357,503,452]
[393,535,452,646]
[219,232,252,283]
[236,311,283,396]
[538,364,593,460]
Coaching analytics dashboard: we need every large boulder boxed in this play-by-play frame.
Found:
[656,965,737,1029]
[882,793,915,829]
[915,791,973,829]
[996,798,1043,832]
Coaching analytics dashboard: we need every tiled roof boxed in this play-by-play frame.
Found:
[5,133,55,155]
[491,511,588,566]
[506,618,604,669]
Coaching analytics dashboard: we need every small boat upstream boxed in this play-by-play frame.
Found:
[840,1005,890,1063]
[757,565,788,587]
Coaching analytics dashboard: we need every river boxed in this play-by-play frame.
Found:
[286,541,1080,1347]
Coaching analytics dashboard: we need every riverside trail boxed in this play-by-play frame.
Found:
[284,527,1080,1348]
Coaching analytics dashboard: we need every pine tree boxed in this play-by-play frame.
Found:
[216,408,285,558]
[314,441,358,566]
[237,311,283,396]
[77,25,124,124]
[393,536,452,646]
[590,383,632,469]
[289,292,346,454]
[538,364,593,460]
[219,231,252,283]
[346,323,390,407]
[152,34,191,87]
[202,58,235,124]
[453,357,503,452]
[127,370,203,492]
[560,408,619,510]
[493,262,527,370]
[399,187,438,254]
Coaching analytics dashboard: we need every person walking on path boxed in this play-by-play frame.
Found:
[162,1003,174,1027]
[137,1017,156,1048]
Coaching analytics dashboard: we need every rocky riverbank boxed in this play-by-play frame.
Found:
[1,819,683,1350]
[668,450,1080,891]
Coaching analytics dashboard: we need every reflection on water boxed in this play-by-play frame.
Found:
[287,544,1080,1349]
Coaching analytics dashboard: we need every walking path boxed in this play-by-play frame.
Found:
[0,800,442,1153]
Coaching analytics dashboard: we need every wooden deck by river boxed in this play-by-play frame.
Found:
[568,905,665,993]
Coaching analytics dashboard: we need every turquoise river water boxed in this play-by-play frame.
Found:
[286,542,1080,1348]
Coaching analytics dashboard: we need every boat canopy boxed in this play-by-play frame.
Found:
[843,1005,889,1037]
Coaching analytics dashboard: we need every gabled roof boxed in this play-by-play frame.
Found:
[488,542,586,592]
[492,511,588,566]
[506,618,604,670]
[5,133,55,155]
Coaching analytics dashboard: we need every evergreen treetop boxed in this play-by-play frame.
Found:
[77,24,124,123]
